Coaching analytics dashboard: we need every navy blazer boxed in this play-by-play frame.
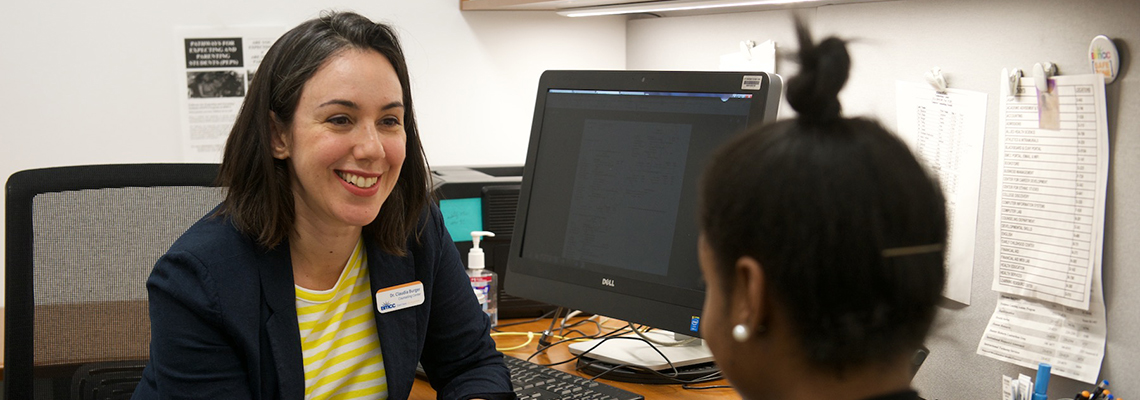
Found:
[132,204,514,400]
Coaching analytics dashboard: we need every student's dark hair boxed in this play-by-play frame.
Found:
[698,18,947,372]
[216,11,429,256]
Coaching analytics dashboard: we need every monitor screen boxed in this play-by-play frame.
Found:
[506,70,781,336]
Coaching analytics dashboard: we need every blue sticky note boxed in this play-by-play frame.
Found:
[439,198,483,243]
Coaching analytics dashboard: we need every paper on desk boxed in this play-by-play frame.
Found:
[719,40,775,73]
[992,73,1109,310]
[895,81,988,305]
[977,277,1106,384]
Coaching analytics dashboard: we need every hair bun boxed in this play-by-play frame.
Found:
[785,19,850,125]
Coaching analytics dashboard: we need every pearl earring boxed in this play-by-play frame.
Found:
[732,324,750,342]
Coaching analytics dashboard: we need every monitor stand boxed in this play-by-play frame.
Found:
[567,330,719,383]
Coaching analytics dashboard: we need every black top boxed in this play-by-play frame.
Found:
[133,204,514,400]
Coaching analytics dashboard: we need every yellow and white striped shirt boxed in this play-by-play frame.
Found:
[295,238,387,400]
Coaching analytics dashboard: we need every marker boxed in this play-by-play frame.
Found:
[1089,382,1108,398]
[1076,391,1092,400]
[1090,381,1110,400]
[1031,363,1051,400]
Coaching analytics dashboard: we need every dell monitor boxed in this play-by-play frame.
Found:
[505,70,782,375]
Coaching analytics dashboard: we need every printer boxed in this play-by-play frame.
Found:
[431,165,555,319]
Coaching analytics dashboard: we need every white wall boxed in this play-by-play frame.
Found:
[0,2,626,305]
[628,0,1139,399]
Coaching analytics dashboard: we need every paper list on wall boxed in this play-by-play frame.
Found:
[991,73,1109,310]
[977,278,1106,384]
[895,81,988,305]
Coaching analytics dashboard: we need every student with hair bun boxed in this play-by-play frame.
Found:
[696,19,947,400]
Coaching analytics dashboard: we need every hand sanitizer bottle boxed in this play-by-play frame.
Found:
[466,231,498,327]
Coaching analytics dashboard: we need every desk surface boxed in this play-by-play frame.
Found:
[0,310,738,398]
[409,317,741,399]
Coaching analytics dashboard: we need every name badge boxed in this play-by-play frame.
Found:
[376,281,425,313]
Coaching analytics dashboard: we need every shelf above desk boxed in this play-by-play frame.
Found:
[460,0,898,17]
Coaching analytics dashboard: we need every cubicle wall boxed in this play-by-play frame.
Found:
[628,0,1138,399]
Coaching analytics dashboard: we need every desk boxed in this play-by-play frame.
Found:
[409,317,741,399]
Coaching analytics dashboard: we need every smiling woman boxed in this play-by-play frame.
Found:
[267,49,409,289]
[132,11,514,400]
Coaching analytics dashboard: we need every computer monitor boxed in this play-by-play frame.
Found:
[505,70,781,373]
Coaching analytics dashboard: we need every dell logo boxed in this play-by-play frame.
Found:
[601,278,615,287]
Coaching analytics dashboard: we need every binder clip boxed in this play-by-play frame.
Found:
[1033,62,1057,93]
[1004,68,1023,97]
[924,67,948,94]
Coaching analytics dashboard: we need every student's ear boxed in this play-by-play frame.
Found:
[270,112,291,160]
[733,256,768,337]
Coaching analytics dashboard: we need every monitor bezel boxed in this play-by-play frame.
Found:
[505,70,782,336]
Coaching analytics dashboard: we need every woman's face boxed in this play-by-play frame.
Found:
[273,48,406,232]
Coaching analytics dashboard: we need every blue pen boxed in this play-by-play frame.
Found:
[1031,363,1051,400]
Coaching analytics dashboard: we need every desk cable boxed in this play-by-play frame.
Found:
[493,311,730,391]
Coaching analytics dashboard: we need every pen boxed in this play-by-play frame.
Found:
[1090,380,1110,398]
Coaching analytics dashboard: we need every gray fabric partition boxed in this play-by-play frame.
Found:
[31,187,223,373]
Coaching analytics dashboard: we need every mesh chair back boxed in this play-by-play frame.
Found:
[5,164,224,400]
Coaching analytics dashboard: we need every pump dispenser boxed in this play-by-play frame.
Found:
[466,231,498,326]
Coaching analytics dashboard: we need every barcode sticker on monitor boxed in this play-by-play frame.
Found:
[742,75,764,90]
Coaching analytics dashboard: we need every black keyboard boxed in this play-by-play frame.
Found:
[505,355,644,400]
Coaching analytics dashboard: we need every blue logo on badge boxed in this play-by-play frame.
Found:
[690,316,700,332]
[380,302,398,311]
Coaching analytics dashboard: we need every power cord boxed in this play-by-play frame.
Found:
[491,308,558,331]
[537,307,565,348]
[571,336,724,385]
[507,311,729,391]
[626,322,700,347]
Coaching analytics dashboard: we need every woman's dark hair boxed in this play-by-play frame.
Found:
[698,19,947,372]
[216,11,429,256]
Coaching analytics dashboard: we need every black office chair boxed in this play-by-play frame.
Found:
[5,164,223,400]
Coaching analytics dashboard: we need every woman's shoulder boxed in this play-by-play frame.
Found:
[157,208,270,280]
[169,210,259,258]
[419,201,445,231]
[410,202,448,249]
[370,202,449,263]
[147,208,270,333]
